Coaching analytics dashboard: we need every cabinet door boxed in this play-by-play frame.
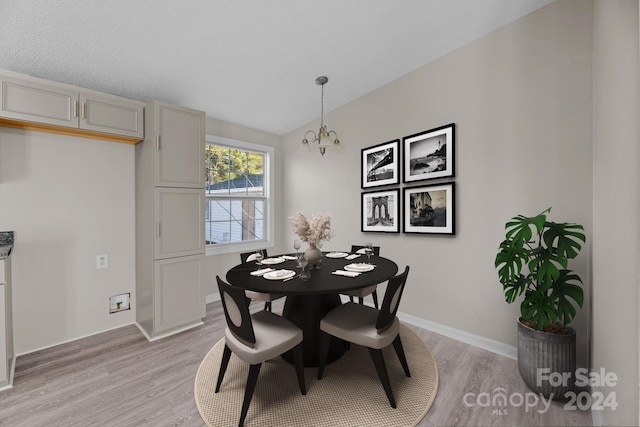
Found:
[0,76,78,128]
[153,101,205,188]
[80,93,144,139]
[154,188,205,259]
[154,255,204,333]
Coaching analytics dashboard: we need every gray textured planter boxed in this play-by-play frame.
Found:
[517,318,576,400]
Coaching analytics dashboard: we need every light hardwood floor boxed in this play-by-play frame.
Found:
[0,300,593,427]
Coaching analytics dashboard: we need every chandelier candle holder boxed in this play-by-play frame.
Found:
[302,76,341,156]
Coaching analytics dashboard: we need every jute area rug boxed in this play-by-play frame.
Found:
[194,324,438,427]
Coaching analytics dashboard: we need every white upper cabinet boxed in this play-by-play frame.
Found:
[0,69,144,142]
[80,93,143,139]
[1,76,77,128]
[152,101,205,188]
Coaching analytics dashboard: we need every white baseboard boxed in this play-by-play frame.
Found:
[135,321,204,342]
[208,292,518,360]
[396,310,517,360]
[15,322,138,357]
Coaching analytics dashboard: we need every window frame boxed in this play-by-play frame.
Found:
[205,135,274,256]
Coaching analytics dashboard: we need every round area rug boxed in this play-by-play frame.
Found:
[194,324,438,427]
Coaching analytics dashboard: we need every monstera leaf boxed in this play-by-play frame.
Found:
[551,270,584,326]
[542,222,586,260]
[504,209,548,246]
[520,289,557,330]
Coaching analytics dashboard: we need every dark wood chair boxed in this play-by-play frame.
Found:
[239,249,285,311]
[341,245,381,309]
[215,276,306,426]
[318,266,411,408]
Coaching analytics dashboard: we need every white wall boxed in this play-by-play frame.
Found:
[592,1,640,425]
[278,0,593,367]
[0,129,135,354]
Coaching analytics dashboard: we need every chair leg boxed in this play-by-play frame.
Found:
[215,344,232,392]
[291,343,306,395]
[372,290,379,309]
[264,301,271,311]
[392,335,411,377]
[368,348,396,408]
[317,331,331,380]
[239,363,262,427]
[358,297,364,305]
[349,296,354,303]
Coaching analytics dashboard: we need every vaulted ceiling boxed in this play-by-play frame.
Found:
[0,0,553,135]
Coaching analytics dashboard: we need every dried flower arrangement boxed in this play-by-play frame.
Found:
[289,211,334,247]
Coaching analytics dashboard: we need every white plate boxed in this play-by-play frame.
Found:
[263,269,296,280]
[326,252,349,258]
[260,257,286,265]
[344,263,374,272]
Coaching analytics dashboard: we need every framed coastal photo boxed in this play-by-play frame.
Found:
[361,189,400,233]
[403,182,455,235]
[403,123,455,183]
[361,139,400,189]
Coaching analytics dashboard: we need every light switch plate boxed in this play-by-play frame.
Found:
[96,254,108,269]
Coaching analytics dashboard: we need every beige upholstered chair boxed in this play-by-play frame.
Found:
[318,266,411,408]
[240,250,285,311]
[215,276,306,427]
[340,245,381,309]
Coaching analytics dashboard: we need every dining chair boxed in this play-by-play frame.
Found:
[340,245,381,309]
[240,249,285,312]
[317,266,411,408]
[215,276,306,427]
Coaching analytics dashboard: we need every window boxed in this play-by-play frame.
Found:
[205,135,274,255]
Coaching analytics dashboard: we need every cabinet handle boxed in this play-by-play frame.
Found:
[156,223,161,238]
[81,102,86,119]
[156,135,161,151]
[73,100,78,118]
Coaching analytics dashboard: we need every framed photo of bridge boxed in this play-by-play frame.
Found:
[403,123,455,183]
[361,189,400,233]
[403,182,455,235]
[361,139,400,189]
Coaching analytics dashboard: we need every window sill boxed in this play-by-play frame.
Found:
[206,241,273,256]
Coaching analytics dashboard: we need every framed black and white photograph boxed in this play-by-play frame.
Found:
[361,189,400,233]
[403,123,455,183]
[361,139,400,188]
[403,183,455,235]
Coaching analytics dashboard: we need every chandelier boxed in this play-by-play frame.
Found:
[302,76,340,156]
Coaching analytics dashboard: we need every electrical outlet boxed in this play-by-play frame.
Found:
[110,293,130,313]
[96,254,108,269]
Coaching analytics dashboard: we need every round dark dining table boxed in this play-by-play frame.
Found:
[225,252,399,366]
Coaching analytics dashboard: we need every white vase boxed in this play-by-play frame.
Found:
[304,244,322,266]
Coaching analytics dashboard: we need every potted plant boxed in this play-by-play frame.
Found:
[495,208,586,399]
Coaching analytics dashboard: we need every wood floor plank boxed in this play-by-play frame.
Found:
[0,301,592,427]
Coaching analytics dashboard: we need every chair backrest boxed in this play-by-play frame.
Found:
[351,245,380,256]
[376,266,409,333]
[216,276,256,348]
[240,249,268,263]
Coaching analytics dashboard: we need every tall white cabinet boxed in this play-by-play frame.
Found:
[135,100,206,340]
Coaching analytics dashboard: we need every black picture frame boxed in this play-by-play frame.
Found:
[403,182,455,235]
[361,189,400,233]
[403,123,455,183]
[361,139,400,189]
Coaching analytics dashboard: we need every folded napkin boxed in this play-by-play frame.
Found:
[332,270,361,277]
[251,268,275,276]
[346,254,360,260]
[281,255,298,260]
